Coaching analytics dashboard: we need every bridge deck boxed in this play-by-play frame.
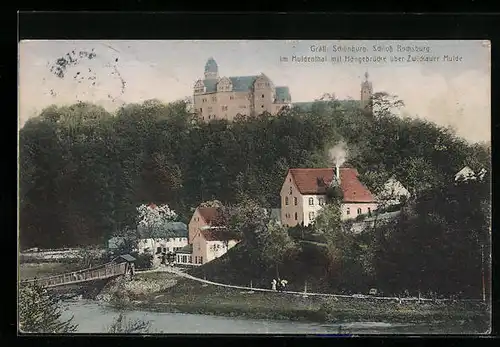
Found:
[20,261,128,288]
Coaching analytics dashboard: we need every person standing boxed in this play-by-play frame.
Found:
[271,279,277,291]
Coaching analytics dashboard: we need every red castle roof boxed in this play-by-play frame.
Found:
[288,167,376,203]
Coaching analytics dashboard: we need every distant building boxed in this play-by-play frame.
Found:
[193,57,291,121]
[293,71,373,113]
[188,205,225,244]
[350,211,401,234]
[108,222,188,257]
[190,226,240,265]
[280,165,378,227]
[455,166,476,182]
[377,177,411,207]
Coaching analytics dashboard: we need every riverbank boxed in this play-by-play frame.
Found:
[103,271,490,333]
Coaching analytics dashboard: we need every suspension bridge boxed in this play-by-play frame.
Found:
[19,257,134,289]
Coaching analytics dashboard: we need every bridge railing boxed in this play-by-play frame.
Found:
[20,262,128,288]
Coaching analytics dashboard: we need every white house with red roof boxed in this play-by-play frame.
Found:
[280,166,378,227]
[188,206,223,244]
[190,226,241,265]
[187,204,241,265]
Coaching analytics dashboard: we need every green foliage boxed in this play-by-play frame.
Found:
[260,221,298,277]
[133,252,154,270]
[19,95,491,297]
[19,283,77,333]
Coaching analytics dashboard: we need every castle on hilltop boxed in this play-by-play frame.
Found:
[193,57,373,121]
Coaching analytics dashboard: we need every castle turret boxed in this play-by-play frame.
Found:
[360,71,373,110]
[204,57,219,80]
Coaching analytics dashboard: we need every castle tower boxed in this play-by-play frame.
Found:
[360,71,373,110]
[204,57,219,80]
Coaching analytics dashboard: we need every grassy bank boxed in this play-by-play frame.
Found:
[109,272,489,332]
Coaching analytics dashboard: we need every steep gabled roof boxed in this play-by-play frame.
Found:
[288,167,376,203]
[200,228,241,242]
[197,207,222,225]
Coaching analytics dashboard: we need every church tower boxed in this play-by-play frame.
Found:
[204,57,219,80]
[360,71,373,111]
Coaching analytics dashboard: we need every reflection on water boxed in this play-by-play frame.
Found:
[59,300,484,335]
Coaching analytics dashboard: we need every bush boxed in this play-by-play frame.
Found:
[133,253,153,270]
[19,283,78,333]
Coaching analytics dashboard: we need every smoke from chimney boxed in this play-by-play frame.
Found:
[328,141,348,185]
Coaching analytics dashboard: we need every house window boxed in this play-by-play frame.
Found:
[200,256,203,264]
[309,197,314,206]
[212,96,217,102]
[189,256,192,263]
[208,106,213,112]
[294,197,298,205]
[319,198,324,206]
[261,105,264,108]
[163,247,166,253]
[289,178,291,182]
[156,247,162,254]
[289,187,292,195]
[368,207,372,216]
[222,105,228,111]
[294,212,298,220]
[347,207,350,215]
[357,208,362,215]
[285,197,289,205]
[262,94,265,98]
[203,98,207,102]
[230,96,234,100]
[309,212,315,220]
[199,108,203,113]
[182,255,187,263]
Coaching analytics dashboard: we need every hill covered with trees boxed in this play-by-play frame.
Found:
[19,94,490,252]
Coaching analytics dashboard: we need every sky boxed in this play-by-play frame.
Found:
[19,40,490,143]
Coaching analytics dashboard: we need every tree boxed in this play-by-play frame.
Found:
[260,221,298,278]
[19,283,78,333]
[313,201,344,276]
[136,203,178,240]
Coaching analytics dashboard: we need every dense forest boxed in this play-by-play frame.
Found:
[19,94,490,249]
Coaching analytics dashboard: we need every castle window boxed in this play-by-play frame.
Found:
[309,212,315,220]
[319,198,324,206]
[346,207,350,215]
[357,208,362,215]
[308,197,314,206]
[285,197,289,205]
[294,197,298,205]
[294,212,298,221]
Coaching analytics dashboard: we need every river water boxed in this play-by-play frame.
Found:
[59,300,485,335]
